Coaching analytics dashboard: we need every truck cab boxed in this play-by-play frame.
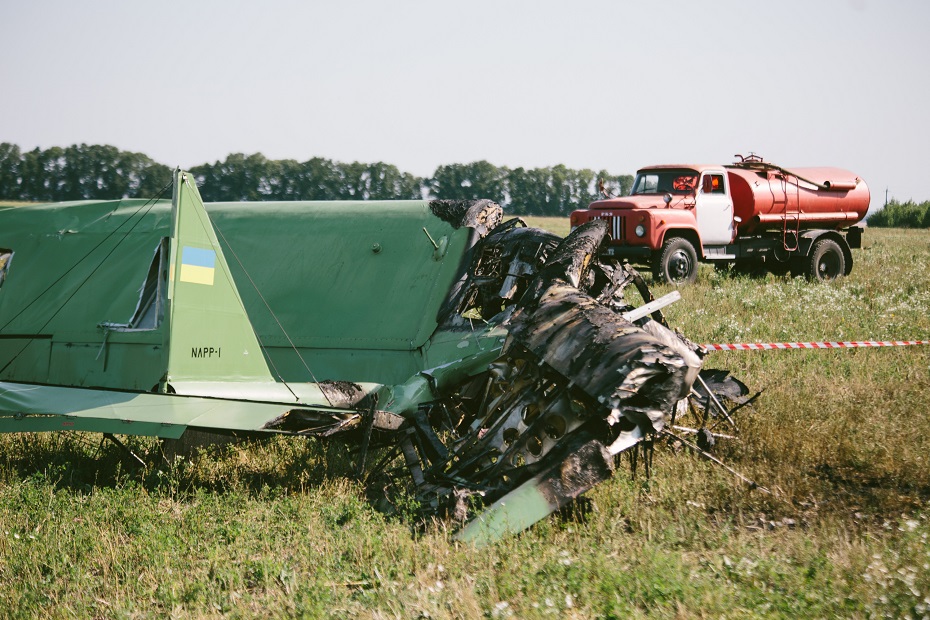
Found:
[571,164,733,284]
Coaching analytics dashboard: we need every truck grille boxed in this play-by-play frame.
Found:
[592,214,624,242]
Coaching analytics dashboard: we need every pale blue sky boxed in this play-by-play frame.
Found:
[2,0,927,210]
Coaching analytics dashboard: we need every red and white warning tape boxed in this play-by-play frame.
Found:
[703,340,930,351]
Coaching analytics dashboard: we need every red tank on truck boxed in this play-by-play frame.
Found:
[570,154,869,284]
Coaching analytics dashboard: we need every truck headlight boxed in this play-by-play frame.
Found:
[634,224,646,237]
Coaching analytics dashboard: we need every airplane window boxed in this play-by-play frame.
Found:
[128,239,168,329]
[99,240,168,332]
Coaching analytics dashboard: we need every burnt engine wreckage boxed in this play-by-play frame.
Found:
[381,216,707,541]
[0,171,750,543]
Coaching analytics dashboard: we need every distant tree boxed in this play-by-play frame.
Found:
[18,146,67,202]
[866,199,930,228]
[429,161,508,203]
[596,171,633,198]
[192,153,271,201]
[499,166,630,215]
[304,157,346,200]
[549,165,573,215]
[58,144,128,200]
[338,161,369,199]
[123,152,171,198]
[263,158,303,200]
[552,165,612,215]
[0,143,21,198]
[620,174,633,196]
[363,162,422,200]
[429,163,468,200]
[277,157,344,200]
[0,143,170,201]
[334,162,422,200]
[507,166,552,215]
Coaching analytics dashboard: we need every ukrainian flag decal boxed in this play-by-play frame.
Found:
[179,246,216,285]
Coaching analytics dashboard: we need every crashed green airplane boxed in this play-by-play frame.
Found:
[0,170,707,542]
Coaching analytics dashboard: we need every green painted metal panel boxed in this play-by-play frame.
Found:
[454,477,555,544]
[0,414,186,439]
[0,338,50,382]
[0,200,170,338]
[0,380,330,436]
[0,196,473,387]
[47,341,165,390]
[208,200,470,351]
[0,198,168,389]
[254,347,424,387]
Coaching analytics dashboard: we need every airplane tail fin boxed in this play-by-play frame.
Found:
[164,170,276,387]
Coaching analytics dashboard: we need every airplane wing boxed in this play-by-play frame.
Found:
[0,380,362,438]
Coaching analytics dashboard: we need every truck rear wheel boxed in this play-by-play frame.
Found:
[654,237,698,285]
[806,238,845,282]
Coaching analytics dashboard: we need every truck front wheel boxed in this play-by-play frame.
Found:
[806,238,845,282]
[654,237,698,285]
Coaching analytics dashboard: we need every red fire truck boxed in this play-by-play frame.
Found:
[570,155,869,284]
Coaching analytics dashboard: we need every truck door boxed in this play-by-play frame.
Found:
[695,172,734,245]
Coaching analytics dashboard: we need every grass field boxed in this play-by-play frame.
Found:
[2,223,930,618]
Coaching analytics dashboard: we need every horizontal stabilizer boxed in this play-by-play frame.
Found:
[0,381,359,438]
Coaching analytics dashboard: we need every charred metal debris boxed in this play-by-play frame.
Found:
[353,206,759,541]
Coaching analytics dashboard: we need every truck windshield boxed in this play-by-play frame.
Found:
[631,169,699,195]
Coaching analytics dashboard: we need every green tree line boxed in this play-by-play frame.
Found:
[866,199,930,228]
[0,143,633,215]
[0,143,171,202]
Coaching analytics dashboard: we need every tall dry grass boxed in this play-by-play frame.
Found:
[1,226,929,618]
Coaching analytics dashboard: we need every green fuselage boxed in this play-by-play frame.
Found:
[0,198,492,392]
